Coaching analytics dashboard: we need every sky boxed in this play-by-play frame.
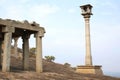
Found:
[0,0,120,74]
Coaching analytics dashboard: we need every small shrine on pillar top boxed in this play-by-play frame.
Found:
[80,4,93,18]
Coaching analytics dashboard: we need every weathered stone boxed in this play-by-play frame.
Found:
[24,20,29,24]
[2,26,15,33]
[0,18,44,31]
[76,66,103,75]
[35,32,43,72]
[22,33,30,70]
[13,37,19,57]
[0,39,2,66]
[0,18,45,72]
[76,4,103,75]
[80,4,93,66]
[34,29,45,38]
[2,32,12,72]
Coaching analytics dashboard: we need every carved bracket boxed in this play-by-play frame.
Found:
[34,28,45,38]
[2,26,15,33]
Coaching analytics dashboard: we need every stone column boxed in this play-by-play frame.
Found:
[84,17,92,66]
[0,38,2,66]
[2,26,14,72]
[35,31,44,73]
[2,32,12,72]
[14,37,19,57]
[22,34,30,70]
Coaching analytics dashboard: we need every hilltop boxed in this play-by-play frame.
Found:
[0,47,120,80]
[0,57,119,80]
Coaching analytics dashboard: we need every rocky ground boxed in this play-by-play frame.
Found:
[0,56,120,80]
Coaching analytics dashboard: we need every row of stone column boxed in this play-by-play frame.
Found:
[0,26,44,72]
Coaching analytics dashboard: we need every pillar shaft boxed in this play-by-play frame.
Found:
[35,32,43,72]
[14,37,19,57]
[2,32,12,72]
[0,38,2,66]
[22,35,29,70]
[85,17,92,66]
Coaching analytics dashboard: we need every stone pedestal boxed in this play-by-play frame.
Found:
[76,65,103,75]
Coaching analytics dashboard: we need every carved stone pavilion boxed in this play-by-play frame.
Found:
[0,18,45,72]
[76,4,103,75]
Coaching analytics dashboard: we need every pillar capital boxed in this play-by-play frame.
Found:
[34,28,45,38]
[34,31,44,38]
[14,37,19,41]
[80,4,93,18]
[22,33,30,39]
[2,26,15,33]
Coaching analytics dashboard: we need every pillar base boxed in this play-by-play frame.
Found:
[76,65,103,75]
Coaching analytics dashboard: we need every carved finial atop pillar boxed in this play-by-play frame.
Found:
[80,4,93,18]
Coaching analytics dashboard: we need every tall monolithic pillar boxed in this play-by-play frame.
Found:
[80,4,93,66]
[76,4,103,75]
[22,33,30,70]
[35,29,45,73]
[2,26,15,72]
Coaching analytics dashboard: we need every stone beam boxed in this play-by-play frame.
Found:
[2,26,15,33]
[0,19,44,32]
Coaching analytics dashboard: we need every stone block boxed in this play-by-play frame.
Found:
[76,65,103,75]
[2,26,15,33]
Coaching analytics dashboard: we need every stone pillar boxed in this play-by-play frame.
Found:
[2,32,12,72]
[14,37,19,57]
[0,38,2,66]
[80,4,93,66]
[76,4,103,75]
[2,26,14,72]
[85,17,92,66]
[22,34,30,70]
[35,30,44,73]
